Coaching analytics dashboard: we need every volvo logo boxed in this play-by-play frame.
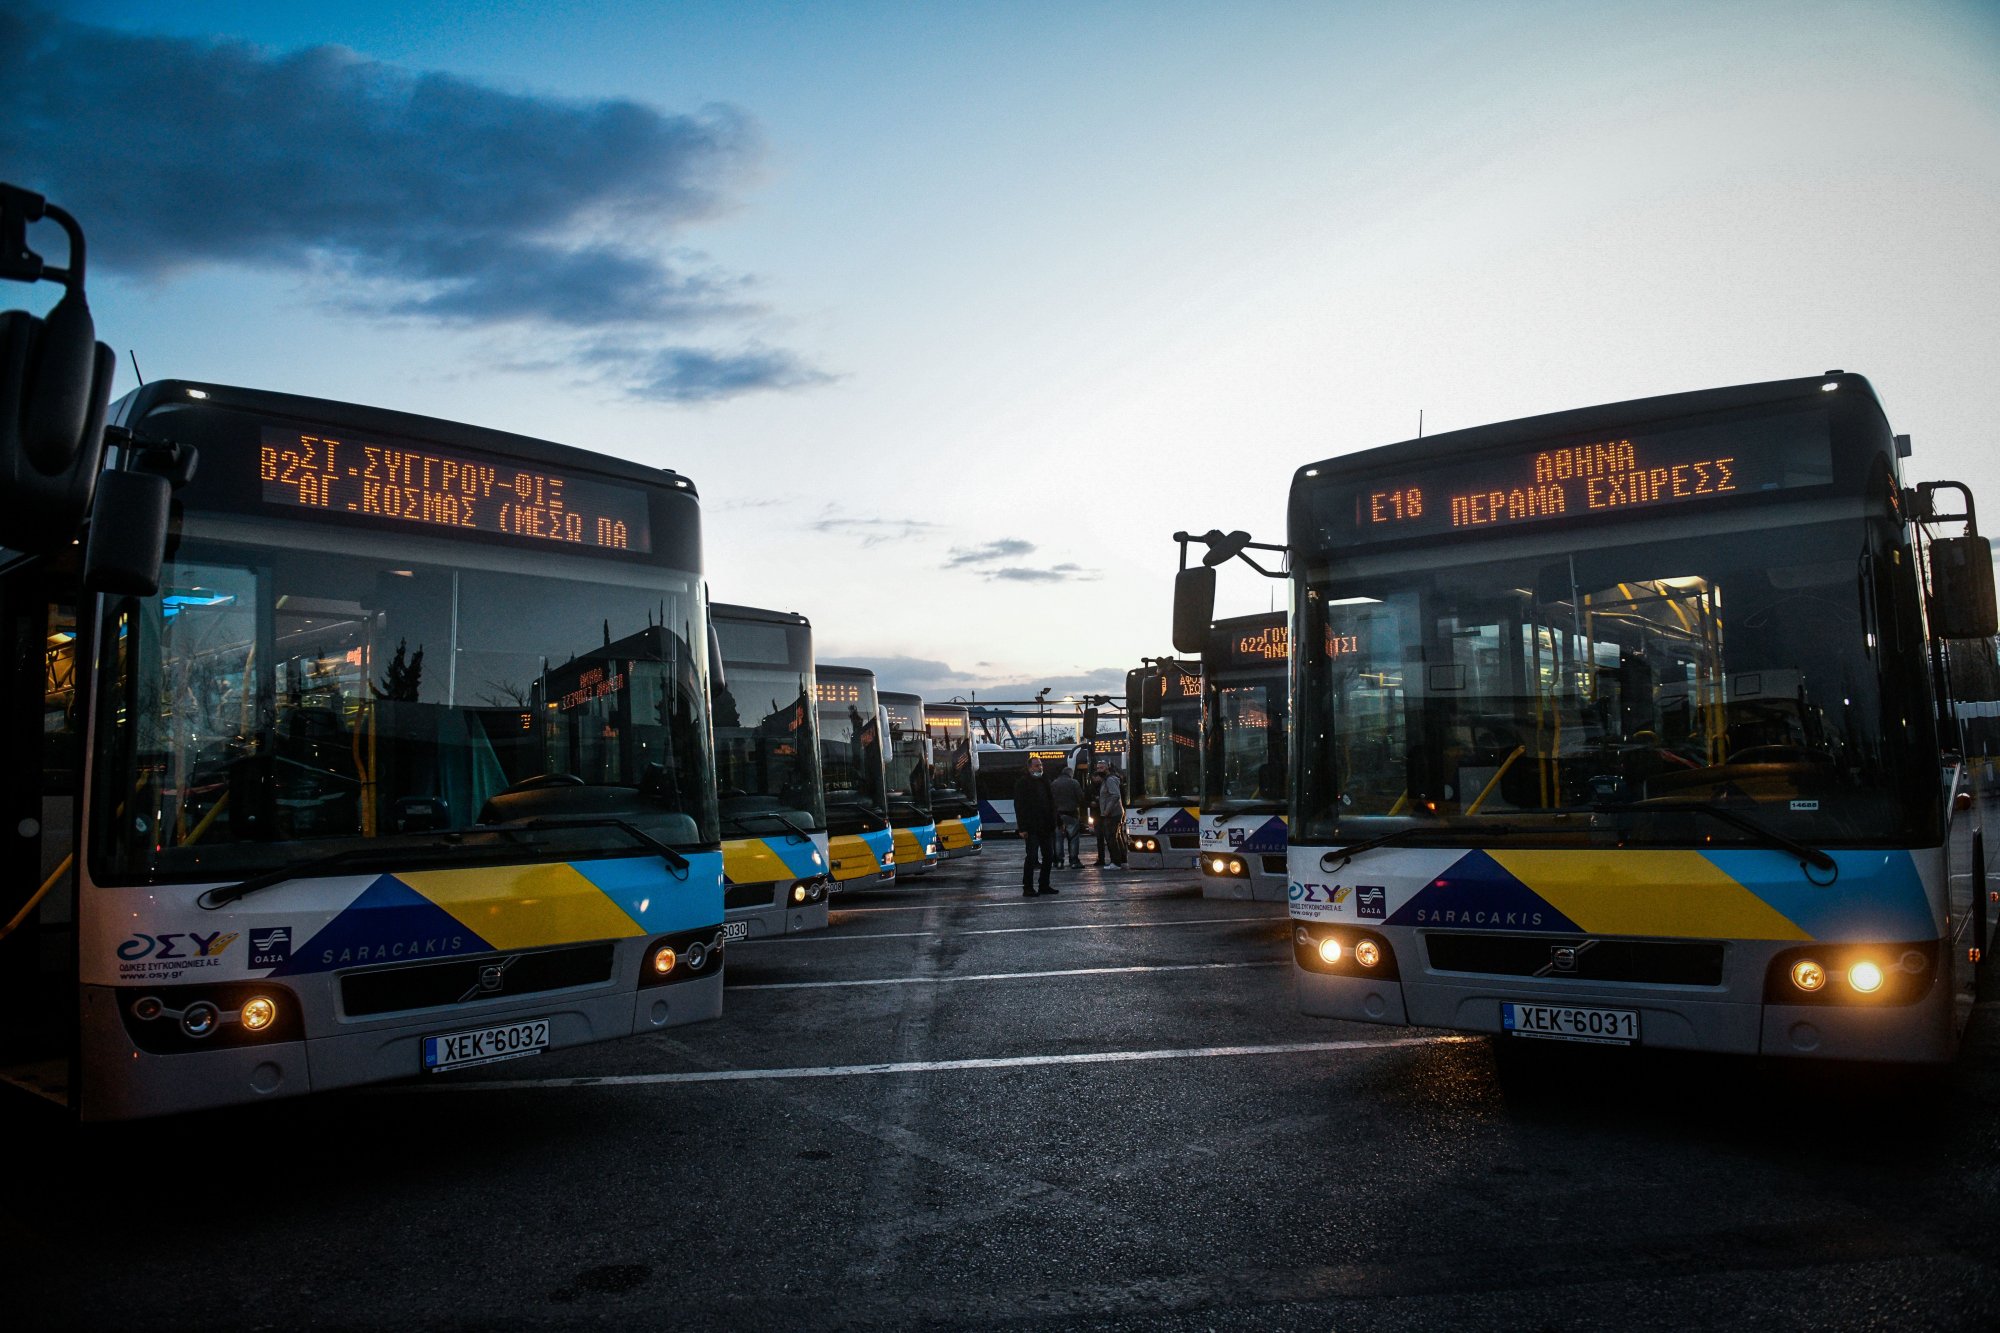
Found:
[458,955,519,1003]
[1535,940,1597,978]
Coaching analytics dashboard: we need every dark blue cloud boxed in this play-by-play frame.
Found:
[0,8,827,400]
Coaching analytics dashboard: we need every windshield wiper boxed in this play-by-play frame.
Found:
[1317,822,1519,871]
[721,810,815,843]
[480,815,693,874]
[199,840,461,908]
[1608,801,1835,875]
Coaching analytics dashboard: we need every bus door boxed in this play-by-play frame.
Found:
[0,550,82,1096]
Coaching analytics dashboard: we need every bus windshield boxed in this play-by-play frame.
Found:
[1138,674,1202,803]
[91,515,718,883]
[1295,515,1939,847]
[1204,665,1289,812]
[925,710,974,814]
[882,698,932,820]
[713,620,825,837]
[817,676,886,828]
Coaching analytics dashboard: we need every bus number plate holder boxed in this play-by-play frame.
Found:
[721,921,749,942]
[423,1019,550,1072]
[1502,1002,1639,1045]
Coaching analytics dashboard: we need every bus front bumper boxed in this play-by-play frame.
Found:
[727,899,831,939]
[1295,966,1955,1062]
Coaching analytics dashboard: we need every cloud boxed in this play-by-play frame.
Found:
[945,539,1036,568]
[987,562,1101,583]
[0,9,826,402]
[810,514,940,547]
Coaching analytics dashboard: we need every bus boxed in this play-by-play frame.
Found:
[711,604,830,940]
[1276,372,1996,1062]
[975,745,1085,836]
[924,703,984,858]
[1198,613,1291,901]
[881,692,941,877]
[815,664,896,890]
[1125,661,1203,870]
[0,381,725,1120]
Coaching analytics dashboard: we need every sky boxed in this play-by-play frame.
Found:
[7,1,1999,704]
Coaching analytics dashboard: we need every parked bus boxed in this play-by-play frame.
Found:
[975,745,1084,835]
[881,691,941,877]
[815,664,896,890]
[924,704,983,858]
[1125,661,1203,870]
[711,604,830,940]
[0,381,725,1120]
[1199,613,1290,901]
[1276,372,1995,1061]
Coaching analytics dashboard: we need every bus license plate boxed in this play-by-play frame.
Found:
[721,920,749,942]
[423,1019,549,1072]
[1502,1002,1639,1045]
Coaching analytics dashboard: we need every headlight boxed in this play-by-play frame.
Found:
[180,1001,220,1039]
[1791,959,1826,992]
[793,882,808,904]
[1353,940,1381,969]
[240,995,278,1031]
[1847,960,1884,993]
[1316,937,1343,966]
[652,944,677,975]
[1208,857,1229,874]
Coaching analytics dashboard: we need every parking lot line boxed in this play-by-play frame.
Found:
[419,1035,1461,1092]
[756,914,1280,944]
[731,960,1286,991]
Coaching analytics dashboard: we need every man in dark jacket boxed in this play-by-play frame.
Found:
[1049,763,1084,868]
[1014,754,1059,896]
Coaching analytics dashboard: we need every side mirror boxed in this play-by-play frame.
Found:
[1139,673,1164,716]
[1172,566,1215,654]
[83,466,172,595]
[1929,535,1998,639]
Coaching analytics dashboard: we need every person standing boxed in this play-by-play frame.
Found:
[1050,763,1083,869]
[1098,764,1128,869]
[1014,754,1059,896]
[1087,763,1109,865]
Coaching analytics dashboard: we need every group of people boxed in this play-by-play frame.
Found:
[1013,755,1127,896]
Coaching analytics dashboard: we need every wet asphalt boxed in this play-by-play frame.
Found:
[8,845,2000,1331]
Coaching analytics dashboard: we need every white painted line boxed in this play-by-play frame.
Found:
[760,914,1280,944]
[420,1035,1464,1092]
[732,960,1286,991]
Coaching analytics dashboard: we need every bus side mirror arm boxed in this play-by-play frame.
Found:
[84,430,199,597]
[1170,529,1291,654]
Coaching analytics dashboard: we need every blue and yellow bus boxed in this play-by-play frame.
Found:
[1125,661,1203,870]
[2,381,724,1119]
[881,691,941,877]
[711,604,830,941]
[1273,372,1996,1062]
[924,703,983,858]
[1198,613,1290,901]
[815,664,896,890]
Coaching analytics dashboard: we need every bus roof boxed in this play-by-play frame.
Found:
[712,602,811,628]
[114,379,699,494]
[817,663,877,682]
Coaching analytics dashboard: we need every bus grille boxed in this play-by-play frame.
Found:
[726,882,778,910]
[1423,934,1726,986]
[341,943,618,1017]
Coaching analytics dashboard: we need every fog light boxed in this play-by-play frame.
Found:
[1317,937,1343,966]
[652,945,677,975]
[240,996,277,1031]
[685,941,709,971]
[1354,939,1381,968]
[1848,960,1884,993]
[793,883,808,903]
[1790,959,1826,992]
[180,1001,220,1039]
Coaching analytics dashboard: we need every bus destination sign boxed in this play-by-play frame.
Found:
[1224,626,1289,666]
[1319,410,1833,547]
[259,426,652,552]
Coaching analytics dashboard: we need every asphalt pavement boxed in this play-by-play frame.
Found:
[9,844,2000,1331]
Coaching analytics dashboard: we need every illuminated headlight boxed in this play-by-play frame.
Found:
[1230,858,1248,877]
[925,842,937,856]
[1208,856,1229,874]
[240,995,278,1031]
[884,852,896,866]
[1317,937,1343,966]
[1790,959,1826,992]
[1847,960,1884,994]
[180,1001,220,1039]
[652,944,678,975]
[1353,939,1381,969]
[793,882,808,904]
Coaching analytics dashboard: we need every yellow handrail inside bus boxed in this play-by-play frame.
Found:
[0,853,72,943]
[1468,746,1525,815]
